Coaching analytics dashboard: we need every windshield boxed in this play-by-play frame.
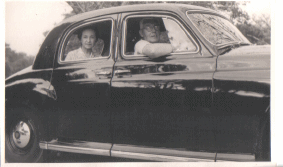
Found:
[187,13,250,46]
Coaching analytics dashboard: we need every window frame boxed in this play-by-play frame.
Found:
[121,14,200,60]
[58,18,114,64]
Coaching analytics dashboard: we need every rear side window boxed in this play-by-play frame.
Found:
[123,16,198,57]
[61,20,112,62]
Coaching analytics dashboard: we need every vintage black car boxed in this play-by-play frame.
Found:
[5,4,270,162]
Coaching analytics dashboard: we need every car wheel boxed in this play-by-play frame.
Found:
[5,111,44,162]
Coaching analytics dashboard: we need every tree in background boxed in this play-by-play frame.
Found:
[66,1,161,14]
[65,1,270,45]
[5,43,34,78]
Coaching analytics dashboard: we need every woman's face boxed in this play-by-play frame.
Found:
[81,29,96,50]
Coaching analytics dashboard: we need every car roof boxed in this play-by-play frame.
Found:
[60,3,218,24]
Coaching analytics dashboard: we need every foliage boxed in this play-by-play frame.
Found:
[65,1,270,45]
[236,21,270,45]
[5,43,35,78]
[66,1,163,14]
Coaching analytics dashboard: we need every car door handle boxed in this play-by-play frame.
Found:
[114,70,132,78]
[95,71,112,79]
[96,71,111,75]
[114,70,131,75]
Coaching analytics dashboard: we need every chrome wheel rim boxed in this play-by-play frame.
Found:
[11,121,31,149]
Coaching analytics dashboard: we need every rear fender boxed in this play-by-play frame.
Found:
[5,78,57,141]
[5,78,57,108]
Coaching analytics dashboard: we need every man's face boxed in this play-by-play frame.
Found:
[140,22,160,43]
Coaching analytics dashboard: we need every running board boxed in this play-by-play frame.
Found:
[39,140,255,162]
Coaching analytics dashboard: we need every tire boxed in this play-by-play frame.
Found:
[5,110,44,162]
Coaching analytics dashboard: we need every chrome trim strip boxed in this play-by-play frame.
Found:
[39,141,255,161]
[39,140,112,157]
[47,144,110,156]
[216,153,255,161]
[114,36,119,61]
[111,150,214,162]
[112,144,216,161]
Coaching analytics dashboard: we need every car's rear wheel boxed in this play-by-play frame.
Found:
[5,111,44,162]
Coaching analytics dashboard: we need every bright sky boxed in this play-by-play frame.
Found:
[243,1,271,17]
[5,1,271,56]
[5,1,72,56]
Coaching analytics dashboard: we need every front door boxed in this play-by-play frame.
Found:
[111,13,217,152]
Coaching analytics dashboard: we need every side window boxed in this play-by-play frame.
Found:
[187,13,249,45]
[162,18,197,53]
[61,20,112,62]
[123,16,197,57]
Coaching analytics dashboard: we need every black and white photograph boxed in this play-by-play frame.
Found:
[3,1,279,166]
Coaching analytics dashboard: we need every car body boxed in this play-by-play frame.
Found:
[5,4,270,162]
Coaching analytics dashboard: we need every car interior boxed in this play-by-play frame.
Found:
[62,20,112,61]
[124,17,170,56]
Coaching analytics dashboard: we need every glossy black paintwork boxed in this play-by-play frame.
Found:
[5,4,270,160]
[50,58,114,142]
[212,45,270,154]
[111,31,218,152]
[5,66,56,105]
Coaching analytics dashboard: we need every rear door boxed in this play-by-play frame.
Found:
[111,12,217,154]
[50,15,117,143]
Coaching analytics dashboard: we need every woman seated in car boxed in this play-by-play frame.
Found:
[65,26,104,61]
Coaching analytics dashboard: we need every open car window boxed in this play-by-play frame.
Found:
[162,18,197,53]
[61,20,112,62]
[123,16,198,57]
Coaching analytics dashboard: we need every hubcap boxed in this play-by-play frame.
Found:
[12,121,31,148]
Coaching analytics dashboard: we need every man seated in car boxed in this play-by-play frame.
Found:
[134,18,174,59]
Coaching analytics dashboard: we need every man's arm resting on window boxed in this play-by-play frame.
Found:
[142,43,173,59]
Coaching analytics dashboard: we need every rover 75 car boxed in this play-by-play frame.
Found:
[5,4,270,162]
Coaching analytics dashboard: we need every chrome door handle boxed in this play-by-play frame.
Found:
[114,70,132,78]
[96,71,111,75]
[114,70,131,75]
[96,71,112,79]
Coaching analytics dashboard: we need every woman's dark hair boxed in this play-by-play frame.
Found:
[77,26,99,40]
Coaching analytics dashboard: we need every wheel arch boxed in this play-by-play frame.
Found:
[5,79,57,141]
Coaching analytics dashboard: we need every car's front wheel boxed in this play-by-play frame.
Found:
[5,111,44,162]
